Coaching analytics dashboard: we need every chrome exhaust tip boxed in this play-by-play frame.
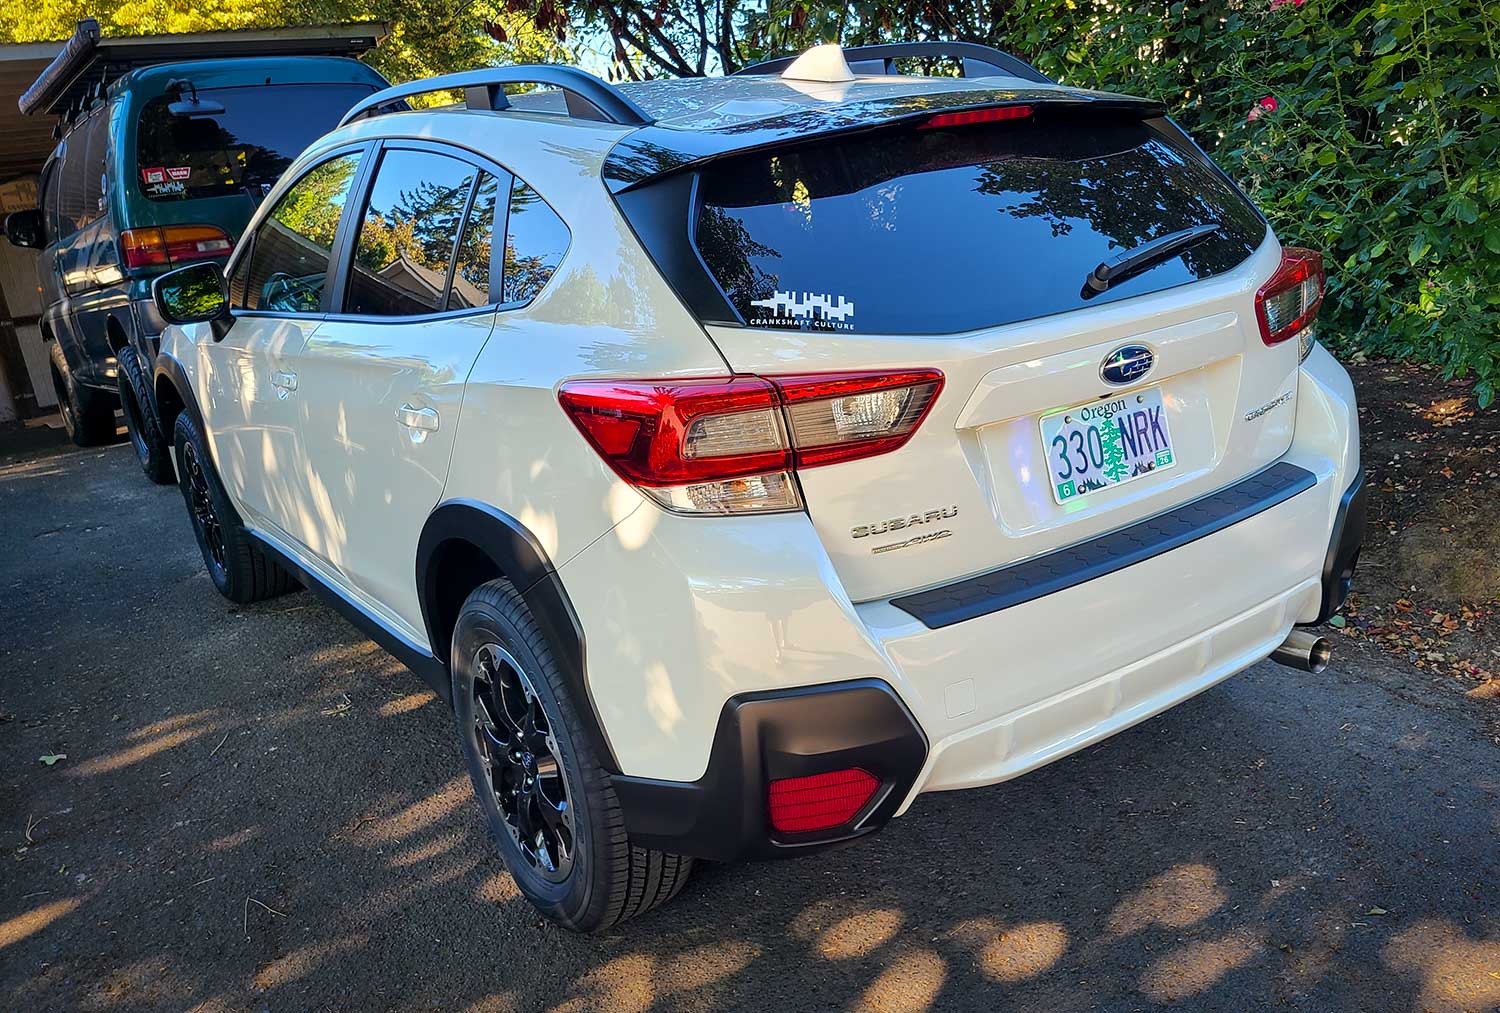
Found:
[1271,629,1332,674]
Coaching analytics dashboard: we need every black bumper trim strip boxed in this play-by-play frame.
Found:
[891,462,1318,630]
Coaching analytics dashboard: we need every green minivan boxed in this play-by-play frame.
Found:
[5,34,386,475]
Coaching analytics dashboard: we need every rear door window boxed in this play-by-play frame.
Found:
[695,117,1266,334]
[448,170,505,311]
[136,83,376,203]
[241,151,362,313]
[345,148,476,317]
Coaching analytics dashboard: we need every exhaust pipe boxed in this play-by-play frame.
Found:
[1271,629,1332,674]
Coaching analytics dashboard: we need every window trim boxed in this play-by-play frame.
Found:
[226,141,374,324]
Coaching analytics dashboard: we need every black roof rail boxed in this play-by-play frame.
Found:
[735,42,1053,86]
[338,66,655,128]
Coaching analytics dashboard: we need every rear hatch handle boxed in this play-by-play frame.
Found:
[1083,222,1223,296]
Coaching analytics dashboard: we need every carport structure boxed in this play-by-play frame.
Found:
[0,21,386,425]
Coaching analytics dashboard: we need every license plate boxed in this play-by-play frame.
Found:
[1039,387,1175,504]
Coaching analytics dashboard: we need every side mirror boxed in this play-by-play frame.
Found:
[153,262,230,328]
[4,209,45,250]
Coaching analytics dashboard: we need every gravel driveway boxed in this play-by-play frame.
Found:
[2,440,1496,1012]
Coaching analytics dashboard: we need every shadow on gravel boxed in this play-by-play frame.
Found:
[2,445,1498,1012]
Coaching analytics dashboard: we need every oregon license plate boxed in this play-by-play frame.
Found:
[1039,387,1175,504]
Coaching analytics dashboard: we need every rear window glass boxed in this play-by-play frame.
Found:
[136,83,375,203]
[695,118,1265,335]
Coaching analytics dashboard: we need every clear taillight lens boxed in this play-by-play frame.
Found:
[1256,246,1325,361]
[558,370,943,515]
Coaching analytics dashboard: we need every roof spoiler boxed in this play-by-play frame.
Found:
[602,88,1167,193]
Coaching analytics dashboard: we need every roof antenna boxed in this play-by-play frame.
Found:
[779,43,856,83]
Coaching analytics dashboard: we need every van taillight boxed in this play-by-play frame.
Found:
[120,226,233,269]
[558,370,943,515]
[1256,247,1325,357]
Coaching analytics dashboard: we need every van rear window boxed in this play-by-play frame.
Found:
[694,118,1265,334]
[136,83,374,203]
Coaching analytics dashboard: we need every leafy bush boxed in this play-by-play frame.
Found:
[966,0,1499,404]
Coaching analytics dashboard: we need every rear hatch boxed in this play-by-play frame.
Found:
[617,99,1300,603]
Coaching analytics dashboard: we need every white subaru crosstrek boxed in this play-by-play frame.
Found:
[151,42,1364,932]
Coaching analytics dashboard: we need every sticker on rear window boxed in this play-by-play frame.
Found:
[748,289,856,331]
[166,166,192,181]
[141,166,167,184]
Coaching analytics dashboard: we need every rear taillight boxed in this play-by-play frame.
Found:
[1256,246,1325,360]
[918,105,1033,130]
[120,225,233,270]
[558,370,943,515]
[768,768,880,834]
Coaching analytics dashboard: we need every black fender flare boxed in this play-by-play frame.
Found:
[416,500,616,771]
[152,351,205,456]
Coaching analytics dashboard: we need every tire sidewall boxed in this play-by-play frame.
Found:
[451,595,607,926]
[118,346,171,481]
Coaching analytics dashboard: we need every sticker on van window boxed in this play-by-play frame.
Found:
[144,180,186,197]
[748,289,856,331]
[166,166,192,181]
[141,166,167,185]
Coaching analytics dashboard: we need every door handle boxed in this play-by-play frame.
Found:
[270,370,297,400]
[396,403,439,433]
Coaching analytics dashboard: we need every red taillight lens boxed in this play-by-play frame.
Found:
[918,105,1033,130]
[120,226,233,270]
[558,370,943,514]
[1255,246,1325,347]
[768,768,880,834]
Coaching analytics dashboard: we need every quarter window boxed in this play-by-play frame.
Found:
[241,151,362,313]
[502,179,568,304]
[346,148,475,317]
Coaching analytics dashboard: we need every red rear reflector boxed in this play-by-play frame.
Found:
[120,225,233,270]
[1255,246,1325,346]
[918,105,1033,130]
[768,768,880,833]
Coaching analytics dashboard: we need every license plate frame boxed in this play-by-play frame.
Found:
[1038,386,1176,504]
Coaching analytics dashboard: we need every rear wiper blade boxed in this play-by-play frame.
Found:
[1082,222,1223,296]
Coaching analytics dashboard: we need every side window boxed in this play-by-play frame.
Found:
[39,160,60,241]
[346,148,475,317]
[55,134,83,237]
[79,107,110,226]
[242,152,362,313]
[447,170,505,311]
[502,179,569,304]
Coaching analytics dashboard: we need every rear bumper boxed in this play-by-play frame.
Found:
[566,343,1360,856]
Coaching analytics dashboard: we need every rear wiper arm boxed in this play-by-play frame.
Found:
[1082,222,1223,296]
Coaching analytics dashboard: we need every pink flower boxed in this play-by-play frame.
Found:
[1247,95,1280,122]
[1270,0,1306,9]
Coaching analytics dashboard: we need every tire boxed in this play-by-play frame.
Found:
[452,579,693,932]
[171,411,297,604]
[118,345,174,484]
[49,342,116,447]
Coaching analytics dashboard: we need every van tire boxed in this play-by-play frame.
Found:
[118,346,174,484]
[50,342,116,447]
[452,579,693,932]
[172,411,297,604]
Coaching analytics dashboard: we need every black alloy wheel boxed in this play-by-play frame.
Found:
[470,642,576,882]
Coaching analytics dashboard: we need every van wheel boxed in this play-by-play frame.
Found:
[172,411,296,604]
[118,346,173,484]
[452,579,693,932]
[49,342,116,447]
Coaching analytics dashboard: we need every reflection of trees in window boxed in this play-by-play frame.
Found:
[502,180,569,304]
[247,153,361,312]
[695,206,780,311]
[271,156,359,250]
[449,172,501,310]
